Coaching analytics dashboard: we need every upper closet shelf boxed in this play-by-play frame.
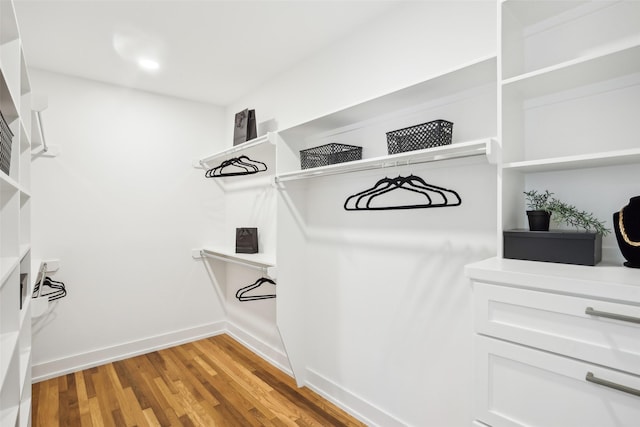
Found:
[193,248,276,277]
[196,133,275,169]
[275,138,497,182]
[502,42,640,98]
[279,55,496,139]
[503,147,640,173]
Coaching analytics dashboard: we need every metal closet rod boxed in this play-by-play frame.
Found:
[36,111,49,153]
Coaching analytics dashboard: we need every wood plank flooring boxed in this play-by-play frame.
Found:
[32,334,366,427]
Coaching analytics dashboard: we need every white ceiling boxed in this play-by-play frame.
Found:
[14,0,402,106]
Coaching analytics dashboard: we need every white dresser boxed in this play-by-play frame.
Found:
[466,257,640,427]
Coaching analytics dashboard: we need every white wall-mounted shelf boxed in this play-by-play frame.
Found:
[193,248,276,277]
[275,138,497,182]
[0,257,19,286]
[503,147,640,173]
[502,42,640,99]
[196,133,275,169]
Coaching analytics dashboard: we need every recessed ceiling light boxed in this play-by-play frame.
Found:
[137,57,160,72]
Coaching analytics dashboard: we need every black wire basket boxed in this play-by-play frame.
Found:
[300,143,362,169]
[386,119,453,155]
[0,110,13,175]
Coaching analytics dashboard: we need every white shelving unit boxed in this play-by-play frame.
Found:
[0,2,35,426]
[467,2,640,426]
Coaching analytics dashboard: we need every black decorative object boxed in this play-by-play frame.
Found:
[205,155,267,178]
[504,230,602,266]
[236,277,276,301]
[386,119,453,155]
[233,108,257,146]
[236,227,258,254]
[527,210,551,231]
[0,110,14,175]
[300,143,362,170]
[344,174,461,211]
[613,196,640,268]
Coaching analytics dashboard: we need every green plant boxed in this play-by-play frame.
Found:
[523,190,611,235]
[524,189,554,211]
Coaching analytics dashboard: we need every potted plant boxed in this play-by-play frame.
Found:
[524,190,610,235]
[506,190,611,266]
[524,190,553,231]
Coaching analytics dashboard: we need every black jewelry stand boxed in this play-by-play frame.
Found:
[613,196,640,268]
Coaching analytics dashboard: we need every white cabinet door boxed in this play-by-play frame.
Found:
[475,336,640,427]
[474,281,640,375]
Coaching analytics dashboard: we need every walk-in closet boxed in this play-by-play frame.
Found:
[1,1,638,426]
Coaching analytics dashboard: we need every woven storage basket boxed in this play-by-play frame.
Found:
[386,119,453,155]
[0,110,13,175]
[300,143,362,170]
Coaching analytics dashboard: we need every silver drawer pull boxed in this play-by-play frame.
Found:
[585,307,640,324]
[586,372,640,397]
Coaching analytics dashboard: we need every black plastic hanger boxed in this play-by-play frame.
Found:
[235,277,276,301]
[344,174,461,210]
[205,155,267,178]
[32,276,67,302]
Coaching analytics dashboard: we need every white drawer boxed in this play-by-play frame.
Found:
[475,336,640,427]
[474,281,640,375]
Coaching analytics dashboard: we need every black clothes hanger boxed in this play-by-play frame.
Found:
[32,276,67,302]
[344,174,461,210]
[235,277,276,301]
[205,155,267,178]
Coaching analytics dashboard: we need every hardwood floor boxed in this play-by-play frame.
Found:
[32,334,366,427]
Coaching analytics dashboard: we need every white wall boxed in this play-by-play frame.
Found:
[221,2,498,426]
[29,69,228,380]
[225,1,497,138]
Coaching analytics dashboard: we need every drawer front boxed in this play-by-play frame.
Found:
[474,281,640,375]
[475,336,640,427]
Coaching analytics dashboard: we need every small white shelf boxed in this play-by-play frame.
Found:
[0,172,20,194]
[503,147,640,173]
[197,133,275,169]
[0,257,19,287]
[275,138,497,182]
[194,248,276,275]
[502,42,640,99]
[0,332,19,387]
[502,0,589,29]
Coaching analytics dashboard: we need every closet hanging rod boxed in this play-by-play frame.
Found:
[199,249,275,273]
[275,138,496,183]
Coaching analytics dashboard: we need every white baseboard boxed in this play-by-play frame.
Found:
[225,321,293,377]
[304,368,407,427]
[32,321,226,383]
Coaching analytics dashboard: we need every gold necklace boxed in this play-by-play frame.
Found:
[619,208,640,247]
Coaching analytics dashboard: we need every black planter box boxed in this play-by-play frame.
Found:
[504,230,602,266]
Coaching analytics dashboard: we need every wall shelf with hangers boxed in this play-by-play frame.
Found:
[195,132,275,170]
[192,248,276,278]
[275,138,497,183]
